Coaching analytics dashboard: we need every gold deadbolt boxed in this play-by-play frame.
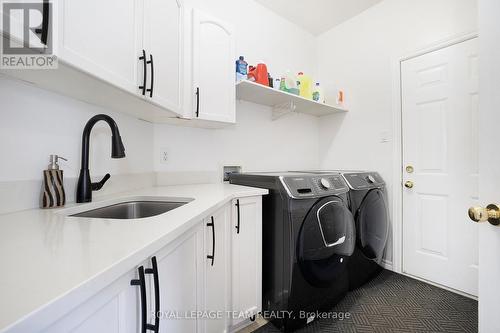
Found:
[404,181,414,189]
[406,165,414,173]
[468,204,500,226]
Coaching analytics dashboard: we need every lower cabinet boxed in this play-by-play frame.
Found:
[39,196,262,333]
[155,226,203,333]
[42,266,143,333]
[229,196,263,331]
[203,204,231,333]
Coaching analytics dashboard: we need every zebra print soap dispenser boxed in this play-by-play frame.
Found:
[41,155,67,209]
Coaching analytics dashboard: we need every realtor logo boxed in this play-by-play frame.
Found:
[1,1,57,69]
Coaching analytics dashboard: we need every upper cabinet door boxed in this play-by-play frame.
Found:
[57,0,143,95]
[192,9,235,123]
[143,0,184,115]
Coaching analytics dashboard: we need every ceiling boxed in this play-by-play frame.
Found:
[255,0,383,35]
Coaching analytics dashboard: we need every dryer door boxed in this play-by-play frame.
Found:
[297,196,355,287]
[356,189,389,264]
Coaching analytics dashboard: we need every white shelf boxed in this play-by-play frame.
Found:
[235,80,347,118]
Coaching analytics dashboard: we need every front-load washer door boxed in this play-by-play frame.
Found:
[297,196,355,287]
[356,189,389,264]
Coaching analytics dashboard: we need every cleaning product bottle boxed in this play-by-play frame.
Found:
[312,82,324,103]
[297,72,313,99]
[235,56,248,82]
[40,155,67,209]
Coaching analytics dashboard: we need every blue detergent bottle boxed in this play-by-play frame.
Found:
[236,56,248,82]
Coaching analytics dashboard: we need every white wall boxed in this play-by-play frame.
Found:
[155,101,319,175]
[316,0,478,265]
[0,77,154,182]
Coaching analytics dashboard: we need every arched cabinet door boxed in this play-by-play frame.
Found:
[192,9,235,123]
[356,189,389,264]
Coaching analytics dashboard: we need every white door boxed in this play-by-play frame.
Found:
[57,0,143,95]
[155,227,203,333]
[476,0,500,331]
[230,197,262,330]
[143,0,183,115]
[402,38,479,296]
[203,204,230,333]
[192,9,235,123]
[41,268,140,333]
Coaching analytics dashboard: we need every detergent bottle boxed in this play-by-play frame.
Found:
[297,72,313,99]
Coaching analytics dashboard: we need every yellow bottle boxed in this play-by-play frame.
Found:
[297,72,313,99]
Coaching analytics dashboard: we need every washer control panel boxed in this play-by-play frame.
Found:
[281,173,349,198]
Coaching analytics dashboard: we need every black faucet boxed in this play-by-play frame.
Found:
[76,114,125,203]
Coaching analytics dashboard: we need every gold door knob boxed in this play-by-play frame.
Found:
[468,204,500,225]
[404,181,414,189]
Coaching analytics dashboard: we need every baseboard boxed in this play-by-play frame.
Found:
[400,272,478,300]
[381,259,394,271]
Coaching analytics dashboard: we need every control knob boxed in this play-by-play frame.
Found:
[367,175,376,184]
[319,178,331,190]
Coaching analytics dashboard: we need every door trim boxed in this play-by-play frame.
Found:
[390,30,478,275]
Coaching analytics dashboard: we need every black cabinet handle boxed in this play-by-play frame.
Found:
[35,0,50,45]
[195,87,200,117]
[131,266,147,333]
[146,54,154,98]
[145,256,160,333]
[41,0,49,45]
[139,50,147,96]
[235,199,240,234]
[207,216,215,266]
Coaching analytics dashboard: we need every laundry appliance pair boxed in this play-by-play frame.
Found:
[229,170,389,331]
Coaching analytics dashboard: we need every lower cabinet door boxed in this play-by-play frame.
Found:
[155,225,204,333]
[230,196,263,330]
[41,268,141,333]
[203,204,231,333]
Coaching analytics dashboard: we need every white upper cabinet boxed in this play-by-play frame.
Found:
[192,9,235,123]
[57,0,144,95]
[143,0,184,114]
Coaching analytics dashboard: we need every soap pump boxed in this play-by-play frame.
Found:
[41,155,67,209]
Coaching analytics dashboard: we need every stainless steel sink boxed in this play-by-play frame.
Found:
[70,200,190,219]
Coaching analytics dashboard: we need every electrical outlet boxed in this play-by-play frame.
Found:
[160,150,168,164]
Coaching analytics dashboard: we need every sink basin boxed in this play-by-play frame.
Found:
[70,200,190,219]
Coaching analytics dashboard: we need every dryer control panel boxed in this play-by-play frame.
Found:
[342,172,385,190]
[281,174,349,199]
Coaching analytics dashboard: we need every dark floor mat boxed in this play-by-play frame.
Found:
[255,270,477,333]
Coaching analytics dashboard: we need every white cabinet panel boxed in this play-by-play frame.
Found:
[155,226,203,333]
[230,196,262,330]
[143,0,183,114]
[203,204,231,333]
[57,0,143,95]
[192,9,235,123]
[42,269,140,333]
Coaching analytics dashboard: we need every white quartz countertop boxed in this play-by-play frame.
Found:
[0,183,267,332]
